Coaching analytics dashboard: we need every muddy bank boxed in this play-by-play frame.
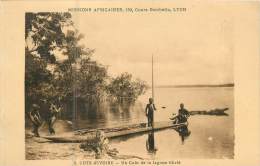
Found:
[26,119,98,160]
[26,132,93,160]
[26,130,145,160]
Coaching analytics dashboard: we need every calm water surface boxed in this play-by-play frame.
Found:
[75,87,234,159]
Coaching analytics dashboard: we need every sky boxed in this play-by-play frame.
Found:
[71,5,234,86]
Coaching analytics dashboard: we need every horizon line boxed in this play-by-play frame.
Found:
[148,83,235,88]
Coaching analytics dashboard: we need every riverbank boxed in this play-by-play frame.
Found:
[26,131,92,160]
[25,130,145,160]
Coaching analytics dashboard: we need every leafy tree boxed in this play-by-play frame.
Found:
[25,12,96,114]
[106,72,148,103]
[77,59,108,100]
[25,12,148,121]
[25,13,73,63]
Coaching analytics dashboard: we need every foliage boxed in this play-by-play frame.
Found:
[77,60,108,100]
[106,73,148,103]
[25,12,104,112]
[25,12,147,117]
[25,13,73,63]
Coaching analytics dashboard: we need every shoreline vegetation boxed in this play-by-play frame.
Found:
[25,12,148,120]
[155,83,234,88]
[25,12,149,159]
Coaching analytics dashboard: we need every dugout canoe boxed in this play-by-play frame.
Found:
[42,121,188,143]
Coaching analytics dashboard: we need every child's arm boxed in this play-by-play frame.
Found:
[145,104,148,115]
[153,104,157,111]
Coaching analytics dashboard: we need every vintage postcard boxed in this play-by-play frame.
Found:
[0,1,260,166]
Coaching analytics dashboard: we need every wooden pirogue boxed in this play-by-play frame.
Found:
[43,121,188,143]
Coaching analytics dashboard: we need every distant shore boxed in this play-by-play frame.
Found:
[154,83,234,88]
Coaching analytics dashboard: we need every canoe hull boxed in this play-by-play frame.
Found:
[43,121,188,143]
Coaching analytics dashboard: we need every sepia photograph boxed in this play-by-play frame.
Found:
[24,9,235,160]
[1,1,260,165]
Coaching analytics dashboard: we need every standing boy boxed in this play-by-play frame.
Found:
[145,98,156,127]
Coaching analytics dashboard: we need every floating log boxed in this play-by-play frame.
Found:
[189,108,229,116]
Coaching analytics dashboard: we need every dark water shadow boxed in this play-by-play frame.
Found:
[109,127,170,143]
[173,125,191,144]
[146,131,157,154]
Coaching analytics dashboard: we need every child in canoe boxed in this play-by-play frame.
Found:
[170,103,190,124]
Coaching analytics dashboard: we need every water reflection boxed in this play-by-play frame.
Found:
[109,100,132,120]
[146,131,157,155]
[74,99,144,130]
[174,125,191,144]
[109,99,135,113]
[104,88,233,159]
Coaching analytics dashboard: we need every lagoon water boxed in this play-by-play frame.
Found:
[75,87,234,159]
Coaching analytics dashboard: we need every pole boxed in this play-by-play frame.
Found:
[152,54,154,101]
